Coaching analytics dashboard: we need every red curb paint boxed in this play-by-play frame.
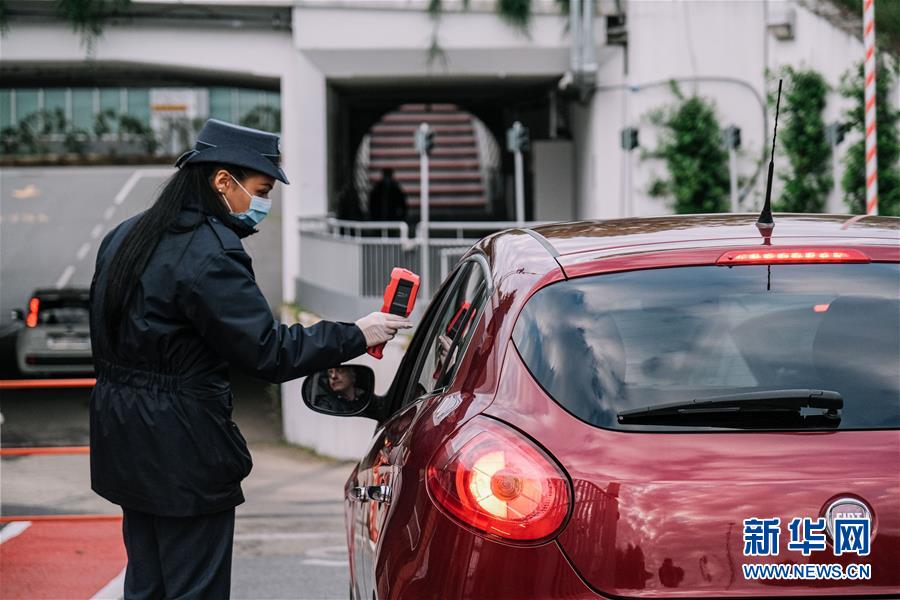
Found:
[0,446,90,457]
[1,520,126,599]
[0,378,95,390]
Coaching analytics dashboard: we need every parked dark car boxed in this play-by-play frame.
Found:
[302,214,899,599]
[12,287,93,376]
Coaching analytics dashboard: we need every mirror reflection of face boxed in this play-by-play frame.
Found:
[328,367,357,397]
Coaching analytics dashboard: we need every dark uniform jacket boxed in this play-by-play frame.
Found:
[88,194,366,517]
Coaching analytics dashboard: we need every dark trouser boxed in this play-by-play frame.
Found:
[121,507,235,600]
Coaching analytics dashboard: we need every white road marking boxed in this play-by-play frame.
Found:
[113,171,142,206]
[103,206,116,220]
[90,566,126,600]
[50,168,170,294]
[113,168,171,206]
[91,224,104,239]
[301,545,348,567]
[77,242,91,261]
[56,265,76,289]
[301,559,348,567]
[0,521,32,544]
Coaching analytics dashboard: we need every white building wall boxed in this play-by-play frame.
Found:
[279,2,583,457]
[582,0,871,221]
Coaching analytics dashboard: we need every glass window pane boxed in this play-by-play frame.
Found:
[15,89,39,122]
[238,89,262,121]
[0,90,11,129]
[99,88,120,133]
[43,89,67,132]
[71,88,94,130]
[408,262,485,401]
[99,88,120,112]
[126,88,150,127]
[209,87,232,122]
[513,263,900,431]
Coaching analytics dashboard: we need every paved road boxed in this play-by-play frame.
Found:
[1,376,354,599]
[0,165,283,375]
[0,165,351,598]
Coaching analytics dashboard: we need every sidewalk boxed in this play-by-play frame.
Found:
[1,378,357,599]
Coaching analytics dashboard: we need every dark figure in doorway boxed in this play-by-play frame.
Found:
[368,168,407,222]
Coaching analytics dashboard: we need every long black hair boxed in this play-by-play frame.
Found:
[100,162,247,355]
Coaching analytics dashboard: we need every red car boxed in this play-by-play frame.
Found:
[302,214,899,599]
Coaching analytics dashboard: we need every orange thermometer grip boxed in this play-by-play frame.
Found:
[367,268,420,360]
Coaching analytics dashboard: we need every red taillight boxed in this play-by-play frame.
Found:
[716,247,869,266]
[25,297,40,327]
[426,417,571,543]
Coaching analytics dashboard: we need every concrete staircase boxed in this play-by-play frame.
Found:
[367,103,490,216]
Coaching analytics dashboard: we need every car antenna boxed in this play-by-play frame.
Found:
[757,79,783,242]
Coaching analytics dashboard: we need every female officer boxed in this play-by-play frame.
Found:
[88,119,411,598]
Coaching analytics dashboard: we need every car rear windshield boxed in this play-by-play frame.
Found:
[512,263,900,431]
[38,298,89,325]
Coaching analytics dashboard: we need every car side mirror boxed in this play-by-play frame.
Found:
[302,365,376,417]
[10,309,23,321]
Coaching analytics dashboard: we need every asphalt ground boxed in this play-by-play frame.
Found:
[0,166,353,599]
[0,165,283,376]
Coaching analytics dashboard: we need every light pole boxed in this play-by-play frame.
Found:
[724,125,742,212]
[507,121,530,226]
[620,126,639,217]
[415,123,434,296]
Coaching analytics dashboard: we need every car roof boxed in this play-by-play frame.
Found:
[31,288,90,300]
[526,213,899,258]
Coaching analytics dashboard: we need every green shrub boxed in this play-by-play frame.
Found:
[645,83,730,213]
[774,67,832,213]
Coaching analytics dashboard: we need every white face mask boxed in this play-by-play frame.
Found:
[221,174,272,226]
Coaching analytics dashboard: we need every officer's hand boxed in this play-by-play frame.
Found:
[436,334,452,363]
[354,312,412,347]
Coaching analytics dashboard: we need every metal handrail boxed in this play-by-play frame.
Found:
[324,217,410,241]
[415,220,552,239]
[299,216,550,241]
[296,216,555,304]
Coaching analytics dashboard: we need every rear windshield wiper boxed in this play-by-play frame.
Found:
[617,389,842,428]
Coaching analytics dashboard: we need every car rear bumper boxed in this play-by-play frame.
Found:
[17,353,94,375]
[373,509,601,599]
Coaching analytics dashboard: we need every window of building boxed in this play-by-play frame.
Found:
[71,88,95,130]
[43,89,68,132]
[99,88,121,133]
[0,90,11,129]
[126,88,151,127]
[15,89,39,123]
[238,89,263,121]
[209,87,233,122]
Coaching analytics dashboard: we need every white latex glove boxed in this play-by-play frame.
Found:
[436,334,452,364]
[354,312,413,348]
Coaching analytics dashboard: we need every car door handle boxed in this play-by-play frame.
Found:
[348,485,391,503]
[366,485,392,504]
[348,486,369,502]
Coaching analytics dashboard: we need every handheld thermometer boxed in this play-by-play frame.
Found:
[367,268,420,359]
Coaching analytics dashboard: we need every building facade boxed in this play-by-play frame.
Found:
[1,0,888,458]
